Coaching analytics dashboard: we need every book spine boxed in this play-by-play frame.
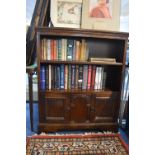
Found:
[53,40,57,60]
[75,65,79,89]
[67,39,74,61]
[82,65,88,90]
[49,65,51,90]
[45,65,49,90]
[57,39,62,60]
[54,66,57,88]
[51,65,54,89]
[71,65,76,89]
[94,67,99,90]
[102,72,107,90]
[75,41,80,61]
[68,65,71,89]
[91,65,96,90]
[47,39,51,60]
[56,65,60,89]
[41,39,44,60]
[97,67,102,89]
[72,40,76,60]
[40,65,46,90]
[87,65,92,90]
[51,40,54,60]
[65,65,68,90]
[60,64,65,89]
[78,65,83,89]
[44,39,47,60]
[100,67,104,90]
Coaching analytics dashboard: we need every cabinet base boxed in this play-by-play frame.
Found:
[38,122,118,133]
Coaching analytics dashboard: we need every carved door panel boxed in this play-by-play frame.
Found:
[91,92,119,123]
[70,94,91,123]
[44,93,70,123]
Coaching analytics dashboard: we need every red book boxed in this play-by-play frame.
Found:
[87,65,92,90]
[91,65,96,90]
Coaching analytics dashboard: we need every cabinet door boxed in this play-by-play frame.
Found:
[91,92,119,123]
[44,93,70,123]
[70,94,91,123]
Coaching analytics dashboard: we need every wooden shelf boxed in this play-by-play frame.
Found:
[40,60,123,66]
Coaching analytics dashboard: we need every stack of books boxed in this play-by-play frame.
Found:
[40,65,107,91]
[41,39,89,61]
[89,57,116,63]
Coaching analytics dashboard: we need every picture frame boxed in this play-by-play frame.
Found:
[50,0,83,28]
[81,0,121,31]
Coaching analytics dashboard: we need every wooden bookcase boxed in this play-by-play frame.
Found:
[36,27,129,132]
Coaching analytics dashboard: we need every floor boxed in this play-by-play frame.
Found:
[26,103,129,145]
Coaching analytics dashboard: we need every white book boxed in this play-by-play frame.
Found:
[100,67,104,89]
[94,67,99,90]
[47,39,51,60]
[49,65,51,90]
[97,67,102,89]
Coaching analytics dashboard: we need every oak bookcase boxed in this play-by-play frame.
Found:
[36,27,129,132]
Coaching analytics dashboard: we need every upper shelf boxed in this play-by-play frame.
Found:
[40,60,123,66]
[36,27,129,40]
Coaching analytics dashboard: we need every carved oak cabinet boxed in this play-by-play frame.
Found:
[36,27,129,132]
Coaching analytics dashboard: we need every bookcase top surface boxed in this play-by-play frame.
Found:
[36,27,129,40]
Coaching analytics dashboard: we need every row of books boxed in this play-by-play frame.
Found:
[41,39,89,61]
[40,64,107,90]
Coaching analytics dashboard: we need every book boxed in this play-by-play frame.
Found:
[102,72,107,90]
[94,67,99,90]
[40,65,46,90]
[68,65,71,89]
[62,39,67,61]
[100,67,104,90]
[75,41,81,61]
[49,65,51,90]
[64,65,68,90]
[44,39,47,60]
[89,57,116,63]
[72,40,76,61]
[75,65,79,89]
[87,65,92,90]
[57,39,62,60]
[47,39,51,60]
[67,39,74,60]
[71,65,76,89]
[45,65,49,90]
[91,65,96,90]
[51,65,54,89]
[82,65,88,90]
[78,65,83,89]
[97,67,102,89]
[53,40,57,60]
[56,65,60,89]
[60,64,65,89]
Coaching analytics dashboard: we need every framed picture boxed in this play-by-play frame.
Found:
[81,0,121,31]
[50,0,83,28]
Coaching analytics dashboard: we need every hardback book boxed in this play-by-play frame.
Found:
[102,72,107,90]
[89,57,116,63]
[43,39,47,60]
[62,39,67,61]
[68,65,71,89]
[56,65,60,89]
[40,65,46,90]
[78,65,83,89]
[80,39,86,61]
[82,65,88,89]
[67,39,74,61]
[51,65,54,89]
[54,65,57,88]
[53,40,57,60]
[60,64,65,89]
[72,40,76,61]
[71,65,76,89]
[49,65,51,90]
[94,67,99,90]
[75,65,79,89]
[75,41,81,61]
[97,67,102,89]
[45,65,49,90]
[91,65,96,90]
[41,39,44,60]
[57,39,62,60]
[47,39,51,60]
[51,40,54,60]
[100,67,104,90]
[87,65,92,90]
[64,65,68,90]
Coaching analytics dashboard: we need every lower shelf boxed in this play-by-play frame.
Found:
[38,122,119,133]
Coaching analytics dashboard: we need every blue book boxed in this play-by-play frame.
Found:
[67,39,74,60]
[56,65,61,89]
[40,65,46,90]
[60,64,65,89]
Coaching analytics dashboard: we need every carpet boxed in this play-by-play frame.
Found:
[26,133,129,155]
